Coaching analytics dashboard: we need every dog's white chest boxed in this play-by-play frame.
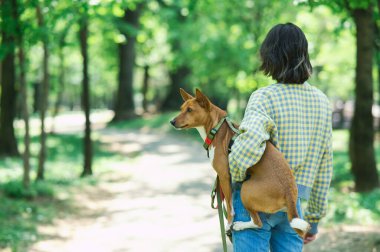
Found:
[208,146,215,164]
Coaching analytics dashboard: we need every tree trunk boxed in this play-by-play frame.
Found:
[375,8,380,128]
[18,34,30,189]
[142,65,150,112]
[159,6,191,111]
[36,4,50,181]
[15,0,31,188]
[377,46,380,128]
[160,66,190,111]
[0,0,19,157]
[349,6,380,192]
[79,11,92,177]
[112,6,142,121]
[378,55,380,112]
[32,82,40,113]
[51,46,65,134]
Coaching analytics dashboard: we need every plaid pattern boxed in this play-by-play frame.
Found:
[229,82,333,225]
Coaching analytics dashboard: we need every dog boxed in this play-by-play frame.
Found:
[170,88,310,237]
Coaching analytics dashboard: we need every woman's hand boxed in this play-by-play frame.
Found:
[303,233,317,245]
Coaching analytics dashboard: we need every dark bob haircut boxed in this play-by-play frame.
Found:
[259,23,312,84]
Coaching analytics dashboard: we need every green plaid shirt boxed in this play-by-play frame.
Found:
[229,82,333,231]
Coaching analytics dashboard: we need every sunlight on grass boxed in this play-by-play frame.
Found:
[0,127,134,250]
[109,112,177,131]
[109,112,203,142]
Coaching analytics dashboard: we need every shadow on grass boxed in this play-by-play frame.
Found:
[0,131,130,251]
[0,187,76,251]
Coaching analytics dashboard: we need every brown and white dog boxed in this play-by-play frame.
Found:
[170,88,310,237]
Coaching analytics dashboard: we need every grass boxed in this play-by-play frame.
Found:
[109,112,177,130]
[0,182,68,251]
[0,127,131,251]
[322,129,380,226]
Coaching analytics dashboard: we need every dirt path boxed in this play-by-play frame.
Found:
[31,128,232,252]
[304,226,380,252]
[29,127,380,252]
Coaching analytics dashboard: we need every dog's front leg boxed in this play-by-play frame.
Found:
[212,149,233,224]
[219,174,233,224]
[217,170,234,224]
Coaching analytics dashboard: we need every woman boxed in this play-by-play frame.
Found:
[228,23,333,251]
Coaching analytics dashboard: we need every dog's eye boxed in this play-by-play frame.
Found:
[187,108,192,113]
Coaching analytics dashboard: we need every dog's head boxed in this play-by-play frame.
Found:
[170,88,212,129]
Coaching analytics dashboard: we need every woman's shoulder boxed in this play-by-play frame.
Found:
[250,83,289,101]
[252,84,279,96]
[305,82,330,103]
[253,82,330,105]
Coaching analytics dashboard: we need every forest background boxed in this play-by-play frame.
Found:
[0,0,380,251]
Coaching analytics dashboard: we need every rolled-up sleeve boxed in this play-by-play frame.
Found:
[228,90,276,183]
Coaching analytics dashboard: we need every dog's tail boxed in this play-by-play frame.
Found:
[266,142,299,221]
[285,185,299,221]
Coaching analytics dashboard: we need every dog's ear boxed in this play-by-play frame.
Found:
[195,88,210,111]
[180,88,193,101]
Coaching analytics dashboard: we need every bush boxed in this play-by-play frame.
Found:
[2,181,36,199]
[2,180,54,199]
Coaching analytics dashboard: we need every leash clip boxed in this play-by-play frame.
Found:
[211,177,218,209]
[226,224,233,242]
[211,187,217,209]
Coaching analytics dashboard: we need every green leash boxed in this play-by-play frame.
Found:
[206,116,239,252]
[212,176,228,252]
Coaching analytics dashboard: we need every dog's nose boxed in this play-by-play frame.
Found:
[170,119,176,126]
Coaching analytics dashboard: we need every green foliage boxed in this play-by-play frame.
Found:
[154,0,296,101]
[0,197,38,251]
[320,130,380,225]
[326,189,380,225]
[2,181,36,199]
[2,0,362,115]
[1,180,54,199]
[296,7,356,99]
[131,0,360,113]
[301,0,375,13]
[301,0,380,101]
